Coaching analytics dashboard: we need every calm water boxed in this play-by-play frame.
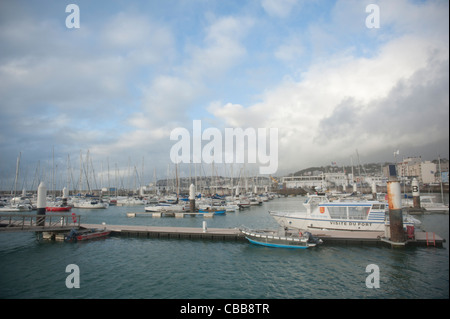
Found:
[0,195,448,299]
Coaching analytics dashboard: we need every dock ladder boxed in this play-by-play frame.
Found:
[425,232,436,247]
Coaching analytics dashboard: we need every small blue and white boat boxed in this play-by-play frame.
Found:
[199,208,226,215]
[240,227,322,249]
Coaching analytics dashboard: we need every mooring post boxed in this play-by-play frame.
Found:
[387,165,404,243]
[62,186,68,206]
[372,181,377,200]
[189,184,196,212]
[37,182,47,226]
[412,178,420,209]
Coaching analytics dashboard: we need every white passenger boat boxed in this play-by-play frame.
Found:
[270,193,420,232]
[240,227,322,249]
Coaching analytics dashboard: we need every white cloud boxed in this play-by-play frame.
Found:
[261,0,299,18]
[0,0,448,183]
[274,36,304,63]
[210,17,449,172]
[183,15,253,80]
[95,15,256,164]
[101,12,175,65]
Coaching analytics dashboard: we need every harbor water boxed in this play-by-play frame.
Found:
[0,195,448,299]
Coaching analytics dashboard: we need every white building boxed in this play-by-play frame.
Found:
[282,175,325,189]
[283,173,347,189]
[421,161,437,184]
[389,157,437,184]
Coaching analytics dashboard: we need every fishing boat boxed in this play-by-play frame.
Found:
[65,228,111,242]
[240,227,322,249]
[270,193,421,232]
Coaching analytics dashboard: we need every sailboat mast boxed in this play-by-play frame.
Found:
[176,163,179,200]
[438,155,444,203]
[13,152,21,197]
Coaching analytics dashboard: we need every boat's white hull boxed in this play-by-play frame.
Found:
[270,211,418,232]
[73,201,108,209]
[0,204,33,212]
[422,205,449,212]
[144,204,186,212]
[270,212,386,231]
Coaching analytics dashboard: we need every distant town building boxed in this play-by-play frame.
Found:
[393,157,437,184]
[282,174,325,189]
[421,161,437,184]
[282,156,447,190]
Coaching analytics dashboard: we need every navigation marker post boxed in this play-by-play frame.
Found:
[386,165,404,244]
[37,182,47,226]
[189,184,196,212]
[412,178,421,209]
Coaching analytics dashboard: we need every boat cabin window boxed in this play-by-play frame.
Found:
[348,206,370,220]
[371,204,386,210]
[327,206,347,219]
[307,196,329,206]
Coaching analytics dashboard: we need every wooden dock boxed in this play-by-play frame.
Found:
[0,213,444,247]
[307,229,445,247]
[0,213,80,233]
[81,223,243,241]
[126,211,215,218]
[80,223,445,247]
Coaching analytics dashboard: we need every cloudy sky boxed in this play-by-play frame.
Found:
[0,0,448,190]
